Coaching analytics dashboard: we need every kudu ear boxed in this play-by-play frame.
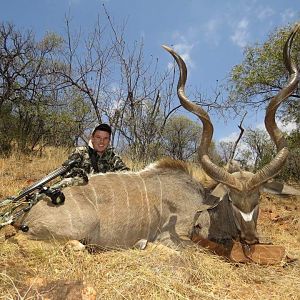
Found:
[195,183,227,213]
[208,183,228,201]
[261,181,300,196]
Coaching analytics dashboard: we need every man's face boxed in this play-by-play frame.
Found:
[91,130,110,154]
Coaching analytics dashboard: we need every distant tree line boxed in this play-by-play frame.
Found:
[0,17,299,179]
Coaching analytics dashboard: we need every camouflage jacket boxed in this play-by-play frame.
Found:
[67,145,129,174]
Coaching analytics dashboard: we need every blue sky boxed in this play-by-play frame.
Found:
[0,0,299,141]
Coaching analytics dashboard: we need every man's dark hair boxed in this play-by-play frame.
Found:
[92,123,112,136]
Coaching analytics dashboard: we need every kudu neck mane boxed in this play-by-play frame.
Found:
[153,158,217,189]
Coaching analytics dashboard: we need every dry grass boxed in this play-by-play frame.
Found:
[0,149,300,299]
[0,147,68,199]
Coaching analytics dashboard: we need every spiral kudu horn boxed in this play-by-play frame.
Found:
[246,23,300,190]
[162,45,243,191]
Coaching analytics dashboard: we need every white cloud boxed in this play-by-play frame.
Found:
[219,131,240,143]
[218,131,250,162]
[217,118,297,165]
[203,18,222,46]
[230,18,250,48]
[279,120,297,133]
[255,121,265,131]
[205,18,219,33]
[166,32,195,70]
[257,6,274,20]
[173,42,194,68]
[220,119,297,147]
[256,119,297,134]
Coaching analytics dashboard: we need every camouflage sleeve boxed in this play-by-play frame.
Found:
[111,154,130,172]
[64,147,92,174]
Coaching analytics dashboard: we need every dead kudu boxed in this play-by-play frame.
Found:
[15,25,300,261]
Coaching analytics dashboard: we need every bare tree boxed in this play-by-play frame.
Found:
[53,8,180,163]
[242,128,275,171]
[62,15,116,124]
[0,22,67,153]
[162,115,201,160]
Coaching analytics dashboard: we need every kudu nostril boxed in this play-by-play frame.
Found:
[241,232,259,245]
[244,238,259,245]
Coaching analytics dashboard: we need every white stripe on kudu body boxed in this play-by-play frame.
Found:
[117,173,131,241]
[128,173,146,240]
[89,184,100,210]
[157,174,163,227]
[138,173,151,239]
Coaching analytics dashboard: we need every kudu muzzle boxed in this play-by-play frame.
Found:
[231,203,259,244]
